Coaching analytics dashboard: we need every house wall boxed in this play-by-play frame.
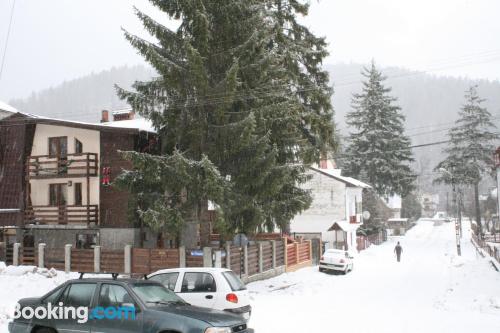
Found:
[301,169,347,219]
[29,124,100,208]
[346,187,363,222]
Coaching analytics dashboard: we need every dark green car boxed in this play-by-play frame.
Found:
[9,278,253,333]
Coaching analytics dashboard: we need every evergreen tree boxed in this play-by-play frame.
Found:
[115,0,336,238]
[434,86,498,236]
[343,61,416,198]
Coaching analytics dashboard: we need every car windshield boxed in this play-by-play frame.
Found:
[222,271,246,291]
[131,283,186,305]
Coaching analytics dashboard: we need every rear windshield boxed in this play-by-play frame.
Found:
[222,271,246,291]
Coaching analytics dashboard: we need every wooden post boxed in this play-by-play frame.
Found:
[13,242,20,266]
[258,242,263,273]
[38,243,46,269]
[308,240,312,261]
[94,246,101,273]
[271,240,276,269]
[124,245,132,274]
[179,246,186,268]
[64,244,72,273]
[295,242,299,264]
[225,242,231,269]
[283,238,288,268]
[0,242,5,262]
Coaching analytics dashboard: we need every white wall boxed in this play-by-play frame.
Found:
[29,124,100,207]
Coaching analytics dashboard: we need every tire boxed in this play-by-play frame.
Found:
[319,267,325,272]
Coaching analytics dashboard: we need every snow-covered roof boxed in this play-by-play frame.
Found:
[0,100,17,113]
[100,118,156,133]
[310,166,371,189]
[112,108,133,115]
[385,195,402,210]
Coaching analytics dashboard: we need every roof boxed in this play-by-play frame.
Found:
[328,221,360,232]
[0,100,17,113]
[0,111,153,134]
[387,218,409,222]
[100,118,156,133]
[310,166,371,189]
[112,107,133,115]
[148,267,232,276]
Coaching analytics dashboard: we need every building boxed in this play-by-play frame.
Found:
[384,195,402,219]
[0,110,156,249]
[290,160,371,251]
[420,192,439,218]
[0,100,16,119]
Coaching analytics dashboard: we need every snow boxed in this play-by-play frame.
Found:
[100,118,156,133]
[246,219,500,333]
[0,220,499,332]
[310,166,371,188]
[0,100,16,113]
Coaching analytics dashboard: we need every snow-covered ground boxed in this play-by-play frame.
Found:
[0,219,499,332]
[247,219,500,333]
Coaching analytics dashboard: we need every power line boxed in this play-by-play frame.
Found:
[0,0,16,81]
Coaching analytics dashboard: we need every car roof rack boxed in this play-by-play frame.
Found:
[78,272,119,280]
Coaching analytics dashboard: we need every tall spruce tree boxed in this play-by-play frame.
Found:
[344,61,416,198]
[115,0,336,238]
[434,86,498,236]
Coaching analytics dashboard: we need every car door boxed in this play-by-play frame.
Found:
[148,272,180,291]
[53,282,96,333]
[177,272,217,308]
[90,283,143,333]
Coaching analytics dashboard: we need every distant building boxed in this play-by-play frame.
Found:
[384,195,402,219]
[290,159,371,251]
[420,192,439,217]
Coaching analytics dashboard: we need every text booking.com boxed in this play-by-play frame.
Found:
[13,302,136,324]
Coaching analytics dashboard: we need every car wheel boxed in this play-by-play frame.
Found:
[35,327,57,333]
[319,267,324,272]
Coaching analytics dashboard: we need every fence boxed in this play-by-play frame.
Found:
[471,234,500,270]
[3,238,314,283]
[356,230,386,251]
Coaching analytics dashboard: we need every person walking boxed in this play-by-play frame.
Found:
[394,241,403,262]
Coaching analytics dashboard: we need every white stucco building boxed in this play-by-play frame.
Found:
[290,160,371,251]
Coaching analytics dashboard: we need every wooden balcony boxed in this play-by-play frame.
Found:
[27,153,98,179]
[25,205,99,226]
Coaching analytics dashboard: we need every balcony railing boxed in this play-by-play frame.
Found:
[25,205,99,226]
[27,153,98,179]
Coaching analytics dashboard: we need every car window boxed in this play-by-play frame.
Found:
[98,284,136,308]
[149,273,179,291]
[131,283,185,304]
[42,284,64,304]
[62,283,96,307]
[181,272,216,293]
[222,271,246,291]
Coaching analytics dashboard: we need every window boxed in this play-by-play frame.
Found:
[222,271,246,291]
[48,137,68,157]
[74,183,82,206]
[42,284,65,304]
[149,273,179,291]
[181,272,216,293]
[75,138,83,154]
[61,283,96,307]
[49,184,67,206]
[98,284,135,308]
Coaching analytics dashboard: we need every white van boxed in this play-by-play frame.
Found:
[147,267,252,321]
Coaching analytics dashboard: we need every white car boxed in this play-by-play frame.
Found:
[147,267,252,321]
[319,249,354,274]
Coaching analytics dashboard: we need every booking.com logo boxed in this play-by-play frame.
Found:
[13,302,136,323]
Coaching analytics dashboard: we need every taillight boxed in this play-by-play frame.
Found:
[340,259,345,263]
[226,293,238,303]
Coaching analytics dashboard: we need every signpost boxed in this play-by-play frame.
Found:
[233,233,248,278]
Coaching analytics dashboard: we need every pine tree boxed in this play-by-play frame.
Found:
[435,86,498,236]
[343,61,416,198]
[115,0,336,238]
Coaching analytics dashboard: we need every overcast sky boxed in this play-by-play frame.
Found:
[1,0,499,101]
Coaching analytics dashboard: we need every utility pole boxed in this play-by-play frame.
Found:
[440,168,461,256]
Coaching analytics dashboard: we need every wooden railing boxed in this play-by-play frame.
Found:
[25,205,98,225]
[27,153,98,178]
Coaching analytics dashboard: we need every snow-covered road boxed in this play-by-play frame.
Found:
[0,219,499,333]
[247,220,500,333]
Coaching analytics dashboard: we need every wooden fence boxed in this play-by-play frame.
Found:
[5,238,314,282]
[472,234,500,269]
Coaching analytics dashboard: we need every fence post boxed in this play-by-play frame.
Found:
[0,242,5,262]
[179,246,186,268]
[64,244,72,273]
[295,242,299,264]
[225,242,231,269]
[203,247,212,267]
[271,240,276,269]
[13,242,20,266]
[308,240,312,261]
[38,243,46,269]
[243,244,248,275]
[94,246,101,273]
[283,238,288,268]
[124,245,132,275]
[214,251,222,268]
[258,243,263,273]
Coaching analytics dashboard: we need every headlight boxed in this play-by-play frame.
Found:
[205,327,232,333]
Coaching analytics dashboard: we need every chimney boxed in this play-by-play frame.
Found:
[101,110,109,123]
